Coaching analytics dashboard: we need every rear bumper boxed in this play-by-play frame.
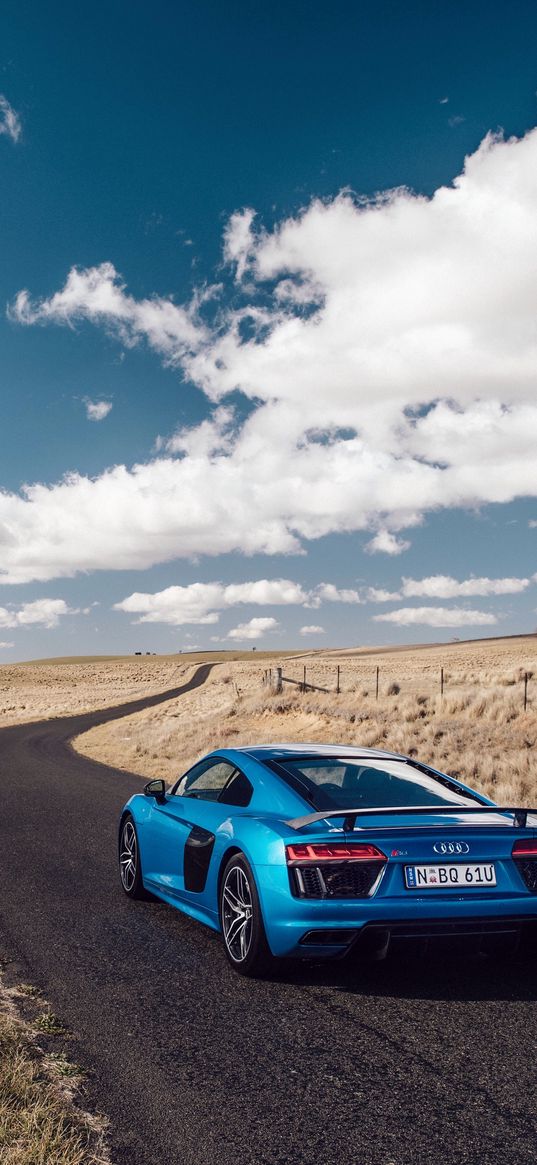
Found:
[272,912,537,960]
[351,914,537,961]
[259,872,537,958]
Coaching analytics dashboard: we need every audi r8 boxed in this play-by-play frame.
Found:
[118,744,537,976]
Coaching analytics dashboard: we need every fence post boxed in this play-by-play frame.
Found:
[336,665,340,695]
[440,667,444,697]
[524,671,529,712]
[275,667,282,694]
[375,666,379,701]
[303,665,307,693]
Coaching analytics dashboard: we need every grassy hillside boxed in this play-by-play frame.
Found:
[74,635,537,806]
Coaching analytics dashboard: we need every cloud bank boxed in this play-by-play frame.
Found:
[400,575,530,598]
[5,128,537,583]
[373,607,498,628]
[366,575,532,601]
[113,571,528,632]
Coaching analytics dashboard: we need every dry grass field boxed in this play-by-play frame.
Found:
[0,657,189,728]
[0,977,109,1165]
[0,647,307,726]
[73,636,537,806]
[0,650,297,729]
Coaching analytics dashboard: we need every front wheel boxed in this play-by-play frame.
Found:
[118,814,149,899]
[219,854,278,977]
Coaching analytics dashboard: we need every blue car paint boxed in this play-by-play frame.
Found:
[120,744,537,959]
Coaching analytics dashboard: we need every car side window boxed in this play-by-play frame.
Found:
[175,759,237,802]
[219,769,253,808]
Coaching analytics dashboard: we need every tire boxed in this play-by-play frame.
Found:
[219,853,278,977]
[118,814,149,900]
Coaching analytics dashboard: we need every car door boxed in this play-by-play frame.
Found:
[175,763,254,912]
[141,758,240,902]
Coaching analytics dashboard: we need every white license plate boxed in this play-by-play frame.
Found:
[404,863,496,889]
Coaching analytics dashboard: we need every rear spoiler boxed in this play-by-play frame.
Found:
[285,806,537,833]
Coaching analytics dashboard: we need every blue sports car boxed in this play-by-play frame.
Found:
[118,743,537,976]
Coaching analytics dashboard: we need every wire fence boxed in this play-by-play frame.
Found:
[261,664,535,710]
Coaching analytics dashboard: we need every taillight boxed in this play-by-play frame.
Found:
[512,838,537,892]
[512,839,537,856]
[507,838,535,857]
[286,842,386,864]
[286,841,387,899]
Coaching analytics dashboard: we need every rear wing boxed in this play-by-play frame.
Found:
[284,806,537,833]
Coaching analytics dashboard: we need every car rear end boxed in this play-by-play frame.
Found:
[258,813,537,961]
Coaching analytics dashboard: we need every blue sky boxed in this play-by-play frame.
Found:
[1,0,537,659]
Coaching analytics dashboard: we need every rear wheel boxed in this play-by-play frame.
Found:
[219,854,278,977]
[119,814,149,899]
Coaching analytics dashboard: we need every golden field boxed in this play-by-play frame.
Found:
[71,636,537,806]
[0,657,189,728]
[0,650,296,729]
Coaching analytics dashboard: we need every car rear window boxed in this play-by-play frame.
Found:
[272,757,478,811]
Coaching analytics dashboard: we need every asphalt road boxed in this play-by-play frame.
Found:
[1,663,537,1165]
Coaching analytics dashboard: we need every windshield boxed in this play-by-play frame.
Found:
[273,756,479,811]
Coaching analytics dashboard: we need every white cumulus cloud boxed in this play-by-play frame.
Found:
[114,578,309,625]
[315,583,363,604]
[223,208,256,281]
[401,574,530,598]
[84,398,113,422]
[0,599,72,629]
[223,579,307,606]
[372,607,498,627]
[365,531,411,557]
[10,261,206,362]
[366,587,402,602]
[0,96,21,143]
[0,641,14,648]
[227,616,279,640]
[5,128,537,583]
[300,624,325,635]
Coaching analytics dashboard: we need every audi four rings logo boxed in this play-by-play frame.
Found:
[433,841,470,855]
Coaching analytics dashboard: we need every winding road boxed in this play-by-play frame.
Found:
[1,663,536,1165]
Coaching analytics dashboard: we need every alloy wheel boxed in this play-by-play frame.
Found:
[120,820,137,892]
[222,864,253,962]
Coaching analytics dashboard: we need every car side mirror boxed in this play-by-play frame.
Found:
[144,779,167,804]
